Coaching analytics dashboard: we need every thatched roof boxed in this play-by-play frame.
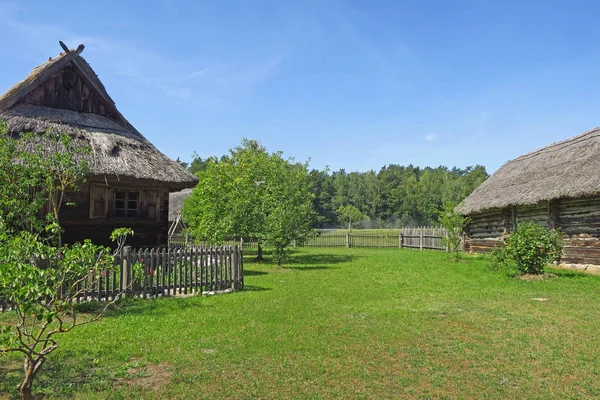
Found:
[169,188,193,222]
[0,44,197,190]
[459,127,600,215]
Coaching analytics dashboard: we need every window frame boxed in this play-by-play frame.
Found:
[114,189,139,219]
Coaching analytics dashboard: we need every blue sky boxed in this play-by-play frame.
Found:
[1,0,599,174]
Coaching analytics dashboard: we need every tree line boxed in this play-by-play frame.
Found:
[178,155,488,228]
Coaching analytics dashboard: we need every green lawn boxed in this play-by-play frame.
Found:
[2,248,600,399]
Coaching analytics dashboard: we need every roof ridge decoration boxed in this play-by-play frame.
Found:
[0,42,198,189]
[0,41,127,126]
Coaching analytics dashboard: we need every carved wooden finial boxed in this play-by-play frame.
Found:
[59,40,69,53]
[75,44,85,55]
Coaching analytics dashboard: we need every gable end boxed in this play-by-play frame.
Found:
[17,62,121,122]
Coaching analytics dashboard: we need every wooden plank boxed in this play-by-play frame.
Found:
[220,247,225,289]
[198,247,204,293]
[226,246,231,287]
[211,247,216,290]
[167,248,172,296]
[104,266,110,301]
[178,248,184,294]
[158,247,164,296]
[111,256,117,300]
[240,247,244,289]
[183,247,189,295]
[141,248,147,298]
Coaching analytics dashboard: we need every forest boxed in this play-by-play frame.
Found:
[178,155,488,229]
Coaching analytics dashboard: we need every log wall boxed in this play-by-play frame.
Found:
[463,209,508,253]
[60,179,171,248]
[464,196,600,266]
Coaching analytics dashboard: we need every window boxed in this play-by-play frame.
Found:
[115,190,138,219]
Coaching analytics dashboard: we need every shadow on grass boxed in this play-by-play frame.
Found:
[244,270,268,276]
[89,294,217,319]
[284,265,334,271]
[1,351,113,399]
[548,268,600,279]
[0,359,21,399]
[288,253,359,266]
[243,285,272,292]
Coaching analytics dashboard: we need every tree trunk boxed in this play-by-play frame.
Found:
[256,242,264,261]
[19,357,43,400]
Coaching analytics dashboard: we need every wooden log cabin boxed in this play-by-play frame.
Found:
[458,126,600,268]
[168,188,193,238]
[0,42,197,247]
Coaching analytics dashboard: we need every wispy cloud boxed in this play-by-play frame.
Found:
[184,68,210,81]
[425,133,438,142]
[0,3,285,106]
[158,85,192,100]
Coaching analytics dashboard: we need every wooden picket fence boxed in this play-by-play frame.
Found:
[0,245,243,312]
[170,227,454,251]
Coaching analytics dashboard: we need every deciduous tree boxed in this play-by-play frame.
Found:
[0,124,137,399]
[182,139,316,265]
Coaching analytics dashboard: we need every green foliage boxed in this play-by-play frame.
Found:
[184,142,488,229]
[0,126,89,240]
[188,153,214,176]
[306,164,488,228]
[491,222,563,275]
[438,202,470,260]
[0,122,136,399]
[175,157,188,169]
[182,139,316,265]
[336,204,367,231]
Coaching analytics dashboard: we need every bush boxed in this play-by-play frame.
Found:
[492,222,563,275]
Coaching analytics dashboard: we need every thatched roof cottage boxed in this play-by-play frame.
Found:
[0,42,197,246]
[168,188,193,237]
[459,127,600,267]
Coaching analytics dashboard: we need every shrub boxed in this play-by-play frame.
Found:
[492,222,562,275]
[438,202,470,260]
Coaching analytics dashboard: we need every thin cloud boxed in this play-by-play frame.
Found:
[425,133,438,142]
[1,2,286,107]
[184,68,210,81]
[159,86,192,100]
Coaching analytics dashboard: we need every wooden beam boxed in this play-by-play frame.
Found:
[75,44,85,55]
[59,40,70,53]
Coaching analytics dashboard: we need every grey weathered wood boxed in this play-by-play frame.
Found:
[142,248,148,298]
[59,40,70,53]
[159,248,165,296]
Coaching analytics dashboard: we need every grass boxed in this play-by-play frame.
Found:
[2,248,600,399]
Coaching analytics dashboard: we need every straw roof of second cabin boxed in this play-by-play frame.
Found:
[169,188,193,222]
[0,44,197,190]
[459,127,600,215]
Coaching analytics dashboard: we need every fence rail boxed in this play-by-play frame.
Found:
[170,227,453,251]
[1,245,243,312]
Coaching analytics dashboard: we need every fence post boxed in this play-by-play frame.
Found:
[419,229,423,250]
[293,239,296,248]
[445,230,449,252]
[121,246,131,295]
[230,246,236,290]
[399,233,403,249]
[346,233,350,248]
[240,237,244,251]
